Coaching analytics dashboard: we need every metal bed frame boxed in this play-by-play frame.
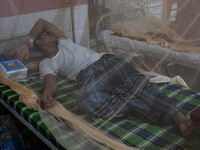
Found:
[95,8,145,43]
[95,6,200,70]
[0,98,59,150]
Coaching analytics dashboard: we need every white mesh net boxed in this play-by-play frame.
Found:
[0,0,200,150]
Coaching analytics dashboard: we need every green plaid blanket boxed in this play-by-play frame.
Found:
[0,76,200,150]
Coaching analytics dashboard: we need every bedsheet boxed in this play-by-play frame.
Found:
[98,30,200,70]
[0,75,200,150]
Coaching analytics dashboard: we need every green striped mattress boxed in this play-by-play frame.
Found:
[0,76,200,150]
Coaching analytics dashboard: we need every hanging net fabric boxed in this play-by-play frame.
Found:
[0,0,200,150]
[96,0,200,90]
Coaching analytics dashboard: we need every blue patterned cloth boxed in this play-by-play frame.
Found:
[76,54,179,125]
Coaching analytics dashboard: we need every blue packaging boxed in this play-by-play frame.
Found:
[0,59,27,80]
[0,115,26,150]
[0,137,26,150]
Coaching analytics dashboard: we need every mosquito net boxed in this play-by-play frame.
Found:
[0,0,200,150]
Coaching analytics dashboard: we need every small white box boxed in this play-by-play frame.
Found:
[0,59,27,80]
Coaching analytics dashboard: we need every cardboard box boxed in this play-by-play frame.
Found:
[0,59,27,80]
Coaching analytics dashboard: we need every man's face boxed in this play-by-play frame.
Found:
[35,32,57,49]
[40,32,56,42]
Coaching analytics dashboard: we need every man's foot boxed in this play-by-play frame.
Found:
[173,112,195,137]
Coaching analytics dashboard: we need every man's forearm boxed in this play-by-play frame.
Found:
[42,74,57,96]
[28,19,47,39]
[28,18,66,40]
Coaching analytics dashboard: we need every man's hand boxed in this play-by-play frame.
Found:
[41,74,57,110]
[16,43,30,62]
[40,94,56,110]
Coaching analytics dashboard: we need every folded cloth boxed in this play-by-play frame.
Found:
[190,107,200,127]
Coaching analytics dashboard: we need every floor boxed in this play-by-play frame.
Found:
[0,110,51,150]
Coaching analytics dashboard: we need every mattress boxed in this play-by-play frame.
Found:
[0,74,200,150]
[98,30,200,70]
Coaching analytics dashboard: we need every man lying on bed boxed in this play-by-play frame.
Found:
[15,18,194,137]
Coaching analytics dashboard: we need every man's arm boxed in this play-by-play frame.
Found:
[27,18,66,40]
[41,74,57,110]
[17,18,66,61]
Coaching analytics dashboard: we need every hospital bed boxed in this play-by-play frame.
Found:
[1,38,200,150]
[96,8,200,70]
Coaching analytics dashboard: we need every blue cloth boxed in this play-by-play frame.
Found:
[76,54,179,125]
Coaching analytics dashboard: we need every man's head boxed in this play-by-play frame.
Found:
[34,32,58,55]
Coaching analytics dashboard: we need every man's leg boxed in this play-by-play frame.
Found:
[123,68,194,137]
[76,54,131,119]
[173,112,194,137]
[105,55,195,136]
[77,54,194,136]
[77,86,129,119]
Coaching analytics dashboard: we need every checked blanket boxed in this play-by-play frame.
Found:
[0,76,200,150]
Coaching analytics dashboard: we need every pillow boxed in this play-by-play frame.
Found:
[5,49,46,77]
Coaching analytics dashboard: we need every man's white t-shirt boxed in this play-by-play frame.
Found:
[39,38,103,80]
